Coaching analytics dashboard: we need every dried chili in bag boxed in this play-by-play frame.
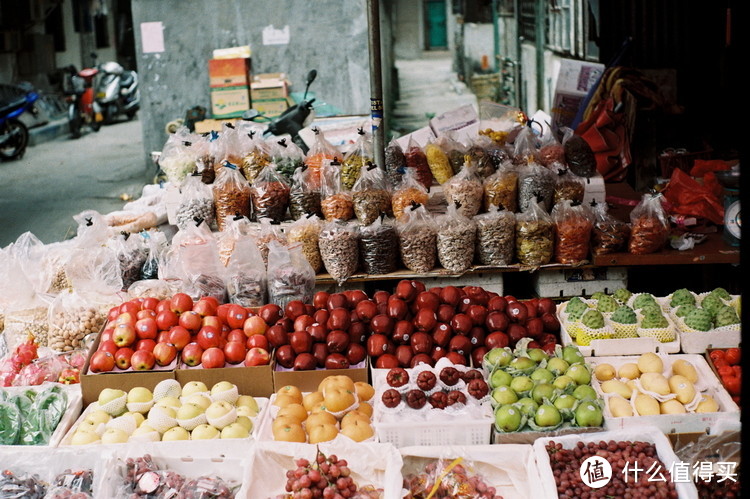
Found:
[320,157,353,221]
[352,162,392,225]
[515,199,554,266]
[628,193,670,255]
[341,128,373,190]
[391,167,429,220]
[304,128,338,188]
[404,136,433,189]
[397,203,437,273]
[591,201,630,255]
[436,202,476,272]
[538,129,566,167]
[443,163,484,218]
[552,199,593,264]
[385,138,407,188]
[212,162,251,230]
[250,163,290,223]
[483,160,518,212]
[553,166,586,205]
[289,165,322,220]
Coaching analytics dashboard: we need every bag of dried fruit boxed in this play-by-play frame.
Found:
[384,137,407,188]
[171,218,227,302]
[404,136,433,189]
[320,158,353,221]
[423,140,453,184]
[552,199,593,264]
[267,240,315,310]
[591,201,631,255]
[483,160,519,213]
[176,172,215,230]
[397,202,437,273]
[159,126,198,184]
[256,217,287,266]
[359,215,398,275]
[250,163,290,223]
[434,133,466,175]
[443,163,483,218]
[515,199,554,266]
[352,162,392,225]
[286,214,323,273]
[465,135,498,178]
[239,132,272,183]
[474,205,516,266]
[289,165,322,220]
[436,201,477,272]
[318,219,360,284]
[628,193,670,255]
[391,167,429,220]
[517,162,555,213]
[269,137,305,185]
[212,162,252,230]
[552,166,586,205]
[537,129,566,167]
[225,225,266,307]
[342,128,373,190]
[304,127,339,188]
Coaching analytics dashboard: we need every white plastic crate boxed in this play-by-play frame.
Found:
[416,272,504,294]
[376,417,493,447]
[533,267,627,298]
[679,329,741,353]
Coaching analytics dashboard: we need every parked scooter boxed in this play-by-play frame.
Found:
[0,83,39,161]
[63,65,102,138]
[92,53,140,124]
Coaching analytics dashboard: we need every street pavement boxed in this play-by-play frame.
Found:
[0,118,149,247]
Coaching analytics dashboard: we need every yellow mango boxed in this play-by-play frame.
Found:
[601,379,632,399]
[640,372,670,396]
[668,375,696,404]
[660,399,686,414]
[618,363,641,380]
[608,396,634,417]
[695,395,719,413]
[671,360,699,384]
[637,353,663,374]
[594,364,616,382]
[634,393,660,416]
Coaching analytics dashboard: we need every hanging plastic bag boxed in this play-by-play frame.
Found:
[250,163,290,222]
[191,131,215,183]
[108,232,148,291]
[286,214,323,273]
[466,135,497,178]
[538,129,567,167]
[159,127,198,184]
[552,166,586,205]
[359,216,398,275]
[591,201,631,255]
[384,137,407,187]
[212,162,252,230]
[404,136,433,189]
[318,219,360,284]
[4,232,49,297]
[515,199,554,266]
[629,193,670,255]
[352,162,392,225]
[141,231,168,280]
[47,288,110,353]
[391,167,430,220]
[661,168,725,225]
[474,205,516,265]
[511,126,540,165]
[341,128,373,190]
[239,132,272,183]
[288,165,322,220]
[175,173,215,230]
[304,127,338,188]
[72,209,112,248]
[562,127,597,178]
[424,140,453,184]
[436,202,477,272]
[433,134,466,176]
[483,160,519,213]
[267,240,315,310]
[397,203,437,272]
[269,137,305,185]
[320,157,354,221]
[517,162,555,213]
[216,214,257,266]
[552,199,593,264]
[225,230,266,307]
[172,219,226,301]
[443,163,483,218]
[257,217,287,266]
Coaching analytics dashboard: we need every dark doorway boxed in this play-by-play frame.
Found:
[425,0,448,49]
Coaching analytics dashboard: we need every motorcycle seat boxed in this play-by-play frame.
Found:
[120,71,135,87]
[0,96,27,116]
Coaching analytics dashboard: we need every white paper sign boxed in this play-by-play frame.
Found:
[262,25,290,45]
[140,22,164,53]
[395,126,436,150]
[429,103,479,142]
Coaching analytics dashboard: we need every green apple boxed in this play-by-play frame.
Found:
[162,426,190,441]
[176,403,205,421]
[554,394,577,410]
[191,424,219,440]
[486,348,513,367]
[491,386,518,405]
[565,364,592,385]
[71,429,100,445]
[98,388,126,406]
[494,405,522,432]
[236,415,254,432]
[531,383,555,404]
[181,381,208,397]
[85,409,112,426]
[185,394,212,411]
[127,387,153,404]
[101,428,129,444]
[530,368,554,384]
[220,422,249,439]
[553,375,575,391]
[572,384,598,401]
[235,395,259,413]
[489,369,512,388]
[509,376,534,394]
[155,396,181,410]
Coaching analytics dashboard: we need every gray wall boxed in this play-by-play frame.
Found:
[131,0,374,164]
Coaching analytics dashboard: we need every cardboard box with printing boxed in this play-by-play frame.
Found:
[251,73,290,101]
[208,57,252,88]
[211,86,251,119]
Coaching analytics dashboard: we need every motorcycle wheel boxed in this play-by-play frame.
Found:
[126,109,137,120]
[0,119,29,161]
[103,105,116,125]
[69,108,83,139]
[91,117,102,132]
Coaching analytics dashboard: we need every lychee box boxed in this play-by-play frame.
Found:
[175,362,274,398]
[586,354,740,433]
[272,358,369,393]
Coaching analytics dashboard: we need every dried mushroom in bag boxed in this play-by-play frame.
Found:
[385,138,407,188]
[517,162,554,213]
[212,162,252,230]
[269,137,305,184]
[320,158,354,221]
[552,166,586,205]
[359,216,398,275]
[436,202,477,273]
[515,199,554,266]
[404,136,434,189]
[318,219,360,284]
[483,160,518,212]
[341,128,373,190]
[176,173,215,230]
[591,201,630,255]
[552,199,593,264]
[352,162,392,225]
[267,240,315,310]
[474,205,515,265]
[250,163,290,223]
[289,165,322,220]
[391,167,429,220]
[286,214,323,273]
[443,163,483,218]
[225,229,266,307]
[424,140,453,184]
[397,203,437,273]
[629,193,670,255]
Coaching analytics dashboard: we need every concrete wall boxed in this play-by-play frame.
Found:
[519,41,563,114]
[392,0,423,60]
[131,0,373,164]
[54,0,118,71]
[462,23,494,69]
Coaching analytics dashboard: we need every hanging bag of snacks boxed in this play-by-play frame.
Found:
[436,202,477,273]
[269,138,305,185]
[434,134,467,175]
[318,219,360,284]
[391,167,430,220]
[286,214,323,273]
[172,218,227,302]
[517,162,555,213]
[404,136,434,189]
[628,193,670,255]
[359,215,398,275]
[352,162,392,225]
[552,166,586,205]
[304,127,338,188]
[250,163,290,223]
[515,198,555,266]
[256,217,287,266]
[212,162,252,230]
[466,135,497,178]
[225,229,267,308]
[591,201,631,255]
[176,173,215,230]
[342,128,373,190]
[397,202,437,273]
[423,140,454,184]
[443,163,484,218]
[267,240,315,310]
[384,137,407,188]
[288,165,322,220]
[320,157,354,221]
[474,205,516,266]
[239,132,273,183]
[483,160,519,212]
[552,199,593,264]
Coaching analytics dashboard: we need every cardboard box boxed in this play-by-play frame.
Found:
[208,57,251,88]
[175,363,274,397]
[272,359,369,393]
[250,74,289,101]
[252,98,290,118]
[193,118,236,134]
[210,86,250,119]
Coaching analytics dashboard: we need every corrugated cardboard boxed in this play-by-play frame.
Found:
[252,98,290,118]
[272,359,369,392]
[210,86,251,119]
[175,363,274,397]
[193,118,236,134]
[208,57,251,88]
[250,76,289,101]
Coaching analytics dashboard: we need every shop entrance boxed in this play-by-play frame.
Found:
[425,0,447,50]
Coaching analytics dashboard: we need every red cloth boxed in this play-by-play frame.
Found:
[662,168,724,225]
[689,159,730,178]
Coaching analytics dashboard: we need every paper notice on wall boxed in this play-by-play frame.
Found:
[262,25,290,45]
[140,22,165,53]
[551,58,604,130]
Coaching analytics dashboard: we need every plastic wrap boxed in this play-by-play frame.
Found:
[385,138,407,188]
[517,162,554,213]
[397,203,437,273]
[288,165,322,220]
[628,194,670,255]
[304,128,338,188]
[214,122,250,168]
[159,127,198,184]
[0,468,46,497]
[140,231,167,281]
[466,136,497,178]
[435,134,467,176]
[424,141,454,184]
[286,214,323,273]
[483,161,519,213]
[212,163,252,231]
[216,215,256,266]
[176,174,215,230]
[515,200,554,266]
[320,158,354,221]
[552,200,593,264]
[510,126,539,165]
[0,385,68,446]
[436,202,477,273]
[171,219,226,302]
[239,135,272,183]
[250,163,290,223]
[359,217,398,275]
[3,297,53,351]
[267,241,315,310]
[352,162,392,225]
[591,201,631,255]
[341,128,373,190]
[269,137,305,185]
[47,290,108,353]
[391,167,430,220]
[402,457,503,499]
[318,220,360,284]
[256,218,286,266]
[5,232,49,296]
[225,227,266,308]
[562,128,596,178]
[674,428,740,498]
[474,206,515,266]
[443,164,483,218]
[404,137,434,189]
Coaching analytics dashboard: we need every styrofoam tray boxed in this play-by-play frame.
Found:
[533,427,698,499]
[678,328,741,353]
[0,382,82,448]
[585,354,740,434]
[399,444,544,499]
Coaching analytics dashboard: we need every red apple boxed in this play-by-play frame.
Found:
[135,318,158,341]
[136,309,157,320]
[507,324,528,345]
[312,342,329,367]
[485,331,510,349]
[524,300,538,319]
[327,308,351,331]
[415,291,440,312]
[471,345,489,367]
[107,306,120,322]
[276,317,294,332]
[119,300,140,316]
[395,280,417,302]
[193,298,218,317]
[202,315,223,331]
[113,324,136,348]
[436,304,455,323]
[157,331,170,344]
[413,308,437,332]
[100,328,114,344]
[445,351,467,366]
[370,314,395,335]
[325,353,349,370]
[131,350,156,371]
[485,311,510,332]
[540,333,558,346]
[431,345,447,363]
[348,322,368,344]
[450,314,473,335]
[170,293,193,314]
[526,317,544,339]
[244,347,270,366]
[290,330,313,354]
[265,324,289,348]
[386,297,408,320]
[488,296,507,312]
[308,323,328,343]
[274,345,295,369]
[155,300,171,314]
[155,310,178,331]
[410,353,433,367]
[506,301,528,323]
[326,293,348,310]
[373,290,390,305]
[258,304,283,324]
[410,331,433,354]
[114,347,134,369]
[293,314,314,332]
[216,303,231,323]
[201,347,225,368]
[243,315,268,337]
[89,351,115,373]
[181,342,204,367]
[374,354,399,369]
[313,308,330,326]
[346,343,367,365]
[225,304,248,329]
[224,341,247,364]
[537,298,556,316]
[292,353,316,371]
[98,339,118,356]
[284,300,307,321]
[153,342,177,366]
[136,339,156,352]
[395,345,413,367]
[196,326,221,350]
[468,326,486,348]
[367,333,390,357]
[449,335,472,356]
[115,312,136,327]
[355,299,378,322]
[348,289,368,305]
[467,305,488,326]
[313,291,330,310]
[326,330,350,354]
[392,320,415,345]
[541,312,561,333]
[178,311,202,332]
[432,323,452,347]
[225,329,244,344]
[440,286,461,306]
[246,333,269,350]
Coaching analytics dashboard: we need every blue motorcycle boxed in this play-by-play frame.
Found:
[0,83,39,161]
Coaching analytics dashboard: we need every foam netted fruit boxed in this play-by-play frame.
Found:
[640,311,668,329]
[684,308,713,331]
[581,309,605,329]
[590,292,606,301]
[596,295,618,314]
[714,305,740,327]
[565,297,587,314]
[675,304,697,318]
[670,288,696,308]
[632,293,657,310]
[613,288,632,304]
[640,303,662,316]
[711,287,731,300]
[701,293,725,318]
[611,305,637,324]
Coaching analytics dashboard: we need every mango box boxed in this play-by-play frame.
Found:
[210,86,251,119]
[272,359,369,393]
[175,362,274,398]
[208,57,251,87]
[252,97,290,118]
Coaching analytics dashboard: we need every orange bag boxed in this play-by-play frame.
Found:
[661,168,724,225]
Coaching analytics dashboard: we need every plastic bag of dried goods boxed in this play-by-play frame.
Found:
[443,163,483,218]
[435,133,467,176]
[140,231,168,281]
[318,219,360,284]
[216,214,256,266]
[267,240,315,310]
[108,231,148,291]
[212,162,252,230]
[515,199,554,266]
[474,205,515,265]
[628,193,670,255]
[320,158,353,221]
[256,217,286,266]
[171,218,226,302]
[385,137,407,188]
[176,173,215,230]
[286,214,323,273]
[424,140,453,184]
[288,165,322,220]
[552,166,586,205]
[517,162,554,213]
[359,216,398,275]
[341,128,373,190]
[538,129,566,167]
[304,127,338,188]
[511,126,540,165]
[250,163,290,223]
[269,137,305,185]
[391,167,429,220]
[239,132,272,183]
[225,227,266,307]
[465,135,497,178]
[552,199,593,264]
[397,202,437,273]
[404,136,433,189]
[159,127,198,184]
[562,127,596,178]
[483,160,519,213]
[436,202,477,273]
[591,201,630,255]
[352,162,392,225]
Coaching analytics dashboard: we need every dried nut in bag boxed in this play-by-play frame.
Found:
[515,202,554,266]
[392,187,428,220]
[474,209,515,266]
[49,305,106,352]
[518,163,554,212]
[443,165,483,218]
[483,166,518,212]
[353,189,392,226]
[4,308,49,348]
[227,271,266,307]
[424,142,453,184]
[318,221,359,284]
[591,202,630,255]
[436,204,477,272]
[286,217,323,273]
[176,198,214,230]
[397,204,437,273]
[359,220,398,275]
[552,200,593,264]
[321,193,354,221]
[553,167,585,205]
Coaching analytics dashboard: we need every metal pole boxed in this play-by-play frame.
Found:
[535,0,546,111]
[366,0,386,169]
